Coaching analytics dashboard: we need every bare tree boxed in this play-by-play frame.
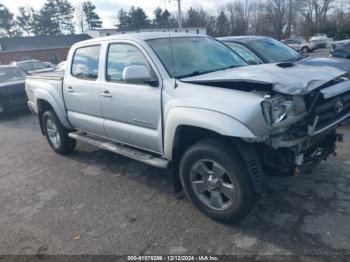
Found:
[285,0,303,36]
[263,0,288,39]
[301,0,334,32]
[226,0,261,35]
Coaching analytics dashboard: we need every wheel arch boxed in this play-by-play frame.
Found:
[164,107,256,160]
[36,97,71,135]
[34,89,72,132]
[164,108,264,195]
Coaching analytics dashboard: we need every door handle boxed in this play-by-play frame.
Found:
[101,90,112,98]
[66,86,74,93]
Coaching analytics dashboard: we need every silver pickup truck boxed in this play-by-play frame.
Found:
[26,33,350,223]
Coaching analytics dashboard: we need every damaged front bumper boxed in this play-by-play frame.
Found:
[261,129,343,176]
[258,76,350,176]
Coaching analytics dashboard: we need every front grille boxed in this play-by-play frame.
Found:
[309,90,350,132]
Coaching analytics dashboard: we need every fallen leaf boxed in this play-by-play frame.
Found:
[73,234,80,240]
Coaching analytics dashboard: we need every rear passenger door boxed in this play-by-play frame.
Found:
[100,42,163,153]
[63,45,104,135]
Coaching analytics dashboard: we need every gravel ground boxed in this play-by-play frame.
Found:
[0,111,349,256]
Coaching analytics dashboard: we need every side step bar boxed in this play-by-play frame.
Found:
[68,132,169,169]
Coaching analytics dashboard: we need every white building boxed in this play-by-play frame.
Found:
[86,28,207,38]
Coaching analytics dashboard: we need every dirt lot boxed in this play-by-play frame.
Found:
[0,111,349,256]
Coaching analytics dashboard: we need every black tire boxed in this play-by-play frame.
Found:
[301,46,309,53]
[179,138,255,223]
[42,110,76,154]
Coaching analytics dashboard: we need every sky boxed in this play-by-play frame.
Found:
[1,0,232,28]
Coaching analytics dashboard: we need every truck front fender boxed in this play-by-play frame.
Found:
[164,107,257,160]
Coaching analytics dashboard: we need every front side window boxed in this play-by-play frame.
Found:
[72,45,100,80]
[106,43,152,82]
[225,43,261,64]
[147,37,247,78]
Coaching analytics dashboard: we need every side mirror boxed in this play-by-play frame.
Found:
[123,65,153,84]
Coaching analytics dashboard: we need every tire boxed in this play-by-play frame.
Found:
[179,138,255,223]
[42,110,76,154]
[301,46,309,53]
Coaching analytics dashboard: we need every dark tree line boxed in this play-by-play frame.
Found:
[0,0,102,37]
[1,0,350,40]
[115,1,350,40]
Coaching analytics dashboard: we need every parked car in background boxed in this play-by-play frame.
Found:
[43,62,57,70]
[0,65,28,113]
[281,38,316,53]
[331,42,350,59]
[330,39,350,53]
[219,36,350,73]
[55,61,66,71]
[26,33,350,223]
[309,33,333,48]
[12,60,54,74]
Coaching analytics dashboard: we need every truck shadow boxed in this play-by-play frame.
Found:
[69,144,175,195]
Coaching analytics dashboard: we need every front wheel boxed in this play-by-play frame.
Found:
[42,110,76,154]
[179,139,255,223]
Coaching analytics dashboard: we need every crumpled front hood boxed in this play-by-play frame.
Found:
[298,57,350,74]
[181,63,346,95]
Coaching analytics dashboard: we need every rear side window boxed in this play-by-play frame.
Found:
[71,45,100,80]
[106,43,151,82]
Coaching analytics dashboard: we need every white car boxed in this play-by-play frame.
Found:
[309,34,333,48]
[282,38,316,53]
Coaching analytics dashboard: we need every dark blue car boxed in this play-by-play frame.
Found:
[331,42,350,59]
[218,36,350,73]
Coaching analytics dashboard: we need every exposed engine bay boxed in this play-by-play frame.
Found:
[187,74,350,176]
[256,75,350,176]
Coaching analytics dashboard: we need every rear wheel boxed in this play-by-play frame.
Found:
[42,110,76,154]
[179,139,255,223]
[301,46,310,53]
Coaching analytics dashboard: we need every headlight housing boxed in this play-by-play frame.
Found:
[261,96,305,126]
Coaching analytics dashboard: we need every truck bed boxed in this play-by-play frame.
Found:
[27,71,64,81]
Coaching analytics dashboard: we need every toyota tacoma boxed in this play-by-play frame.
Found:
[25,33,350,223]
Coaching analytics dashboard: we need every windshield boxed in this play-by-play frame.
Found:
[17,60,46,71]
[147,37,247,78]
[245,38,302,63]
[0,68,26,82]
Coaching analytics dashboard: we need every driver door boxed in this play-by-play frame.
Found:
[100,42,163,153]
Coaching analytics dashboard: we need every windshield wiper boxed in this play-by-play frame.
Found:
[220,64,240,70]
[178,70,215,79]
[178,64,240,79]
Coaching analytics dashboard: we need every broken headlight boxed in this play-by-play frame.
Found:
[261,96,305,126]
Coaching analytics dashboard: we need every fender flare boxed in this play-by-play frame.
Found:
[164,107,257,160]
[34,89,71,129]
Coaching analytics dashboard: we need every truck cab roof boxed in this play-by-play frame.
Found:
[74,32,209,47]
